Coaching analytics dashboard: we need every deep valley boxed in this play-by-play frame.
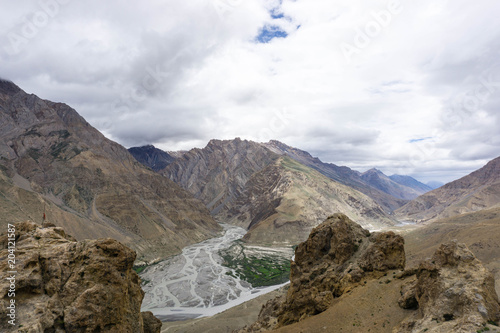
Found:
[1,79,499,332]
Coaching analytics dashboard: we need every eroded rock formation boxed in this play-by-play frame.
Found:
[0,221,161,333]
[395,241,500,333]
[239,213,406,331]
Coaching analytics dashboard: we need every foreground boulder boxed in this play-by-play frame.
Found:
[239,213,406,331]
[396,241,500,333]
[0,221,161,333]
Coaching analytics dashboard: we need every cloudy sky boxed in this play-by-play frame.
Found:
[1,0,499,183]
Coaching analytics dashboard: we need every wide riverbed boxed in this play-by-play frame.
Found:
[140,224,289,321]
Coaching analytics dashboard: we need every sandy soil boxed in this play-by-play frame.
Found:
[161,289,285,333]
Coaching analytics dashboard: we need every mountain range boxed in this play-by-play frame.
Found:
[3,78,500,258]
[0,79,220,264]
[129,139,500,248]
[129,139,433,245]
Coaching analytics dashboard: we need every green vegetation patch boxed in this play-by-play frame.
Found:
[133,265,146,274]
[220,242,291,287]
[280,156,313,175]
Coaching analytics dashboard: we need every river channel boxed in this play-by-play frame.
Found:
[140,224,289,321]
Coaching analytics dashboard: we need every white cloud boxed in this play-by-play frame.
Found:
[1,0,499,184]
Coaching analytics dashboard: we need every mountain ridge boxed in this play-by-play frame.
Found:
[160,139,396,245]
[262,140,409,211]
[0,80,221,263]
[360,168,429,200]
[221,156,395,245]
[395,155,500,222]
[389,174,432,193]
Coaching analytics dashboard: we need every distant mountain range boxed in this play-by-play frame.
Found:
[426,180,444,189]
[129,139,437,245]
[360,168,431,200]
[0,80,220,264]
[261,140,409,212]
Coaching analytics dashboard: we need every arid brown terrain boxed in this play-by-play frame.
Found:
[0,80,221,263]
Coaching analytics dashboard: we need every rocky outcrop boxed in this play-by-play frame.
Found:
[0,221,161,333]
[239,214,405,331]
[395,241,500,333]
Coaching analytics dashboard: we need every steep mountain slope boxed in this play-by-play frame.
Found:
[220,157,395,245]
[360,168,427,200]
[395,156,500,222]
[128,145,176,171]
[389,174,432,194]
[262,140,407,211]
[162,138,280,215]
[0,79,220,263]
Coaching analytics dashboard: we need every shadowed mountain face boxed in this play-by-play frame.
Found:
[395,156,500,222]
[128,145,176,171]
[360,168,429,200]
[0,80,220,263]
[262,140,408,211]
[389,174,432,194]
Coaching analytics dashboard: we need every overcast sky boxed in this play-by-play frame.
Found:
[1,0,499,184]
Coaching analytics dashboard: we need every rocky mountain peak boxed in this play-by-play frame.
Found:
[128,144,175,171]
[263,140,316,160]
[0,79,22,96]
[363,168,384,175]
[207,137,244,147]
[0,221,161,332]
[469,155,500,183]
[265,140,291,152]
[163,137,279,215]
